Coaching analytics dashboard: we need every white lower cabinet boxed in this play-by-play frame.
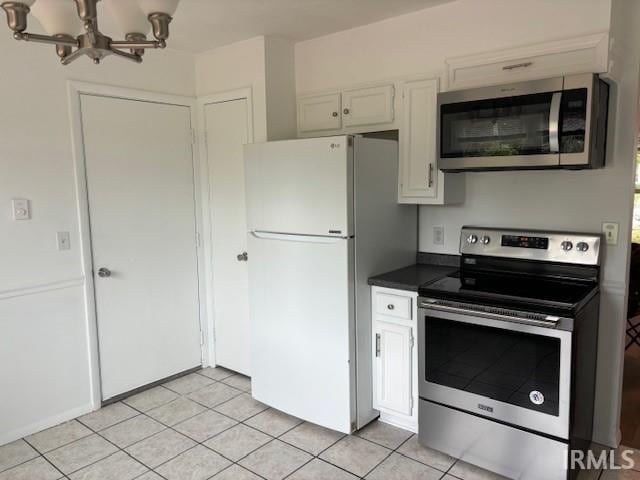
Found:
[372,286,418,432]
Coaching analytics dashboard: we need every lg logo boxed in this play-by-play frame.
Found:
[330,143,341,149]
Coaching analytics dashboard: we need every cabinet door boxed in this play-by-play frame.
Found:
[342,85,394,128]
[297,93,341,133]
[399,79,439,200]
[374,320,413,416]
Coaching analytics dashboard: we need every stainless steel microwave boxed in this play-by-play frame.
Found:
[437,74,609,172]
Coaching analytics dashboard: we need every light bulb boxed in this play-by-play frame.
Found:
[138,0,179,17]
[105,0,149,35]
[31,0,82,36]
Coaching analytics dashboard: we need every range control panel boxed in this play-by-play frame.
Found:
[460,227,602,266]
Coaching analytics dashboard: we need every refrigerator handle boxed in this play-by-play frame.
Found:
[250,231,347,243]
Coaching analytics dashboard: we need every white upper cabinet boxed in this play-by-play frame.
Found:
[398,78,463,205]
[297,93,341,133]
[342,85,395,128]
[297,83,396,136]
[446,32,609,91]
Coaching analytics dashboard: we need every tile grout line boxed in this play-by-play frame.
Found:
[111,382,290,476]
[20,437,68,479]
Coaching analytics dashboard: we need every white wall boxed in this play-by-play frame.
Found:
[195,36,268,142]
[264,37,298,140]
[195,36,297,142]
[295,0,638,447]
[0,33,195,445]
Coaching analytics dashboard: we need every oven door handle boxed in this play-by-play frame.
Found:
[549,92,562,154]
[419,301,561,329]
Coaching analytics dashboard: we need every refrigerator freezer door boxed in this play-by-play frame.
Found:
[245,136,353,237]
[248,231,355,433]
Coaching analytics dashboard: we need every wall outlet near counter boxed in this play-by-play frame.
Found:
[433,225,445,246]
[602,222,619,245]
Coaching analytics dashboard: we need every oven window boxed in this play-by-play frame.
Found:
[425,316,560,416]
[440,92,554,158]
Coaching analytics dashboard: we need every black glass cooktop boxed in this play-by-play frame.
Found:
[419,271,598,317]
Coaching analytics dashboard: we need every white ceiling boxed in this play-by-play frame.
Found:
[150,0,455,53]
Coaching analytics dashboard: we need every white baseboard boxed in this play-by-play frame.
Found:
[0,402,96,447]
[379,412,418,434]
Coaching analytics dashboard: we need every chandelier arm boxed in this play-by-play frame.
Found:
[108,47,143,63]
[111,39,164,50]
[59,48,86,65]
[14,31,79,47]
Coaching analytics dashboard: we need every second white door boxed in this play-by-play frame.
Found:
[204,98,251,375]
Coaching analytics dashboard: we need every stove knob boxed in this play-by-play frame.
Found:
[576,242,589,252]
[561,241,573,251]
[467,234,478,244]
[481,236,491,245]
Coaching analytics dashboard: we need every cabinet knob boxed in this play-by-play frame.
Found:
[237,252,248,261]
[387,304,395,310]
[343,108,350,115]
[331,111,338,117]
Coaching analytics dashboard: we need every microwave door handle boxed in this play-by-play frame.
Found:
[549,92,562,153]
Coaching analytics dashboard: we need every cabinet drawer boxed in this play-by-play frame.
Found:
[375,293,412,320]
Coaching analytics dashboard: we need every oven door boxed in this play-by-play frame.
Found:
[418,302,572,440]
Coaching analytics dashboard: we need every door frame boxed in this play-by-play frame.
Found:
[67,81,206,408]
[197,87,254,368]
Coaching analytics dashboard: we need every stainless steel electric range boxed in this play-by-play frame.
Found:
[417,227,602,480]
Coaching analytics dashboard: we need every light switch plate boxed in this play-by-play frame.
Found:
[12,198,30,220]
[433,225,445,246]
[602,222,619,245]
[57,232,71,251]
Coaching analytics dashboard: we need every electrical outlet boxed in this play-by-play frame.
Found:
[57,232,71,251]
[12,198,30,220]
[433,225,445,246]
[602,222,619,245]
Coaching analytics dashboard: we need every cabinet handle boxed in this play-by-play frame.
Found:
[343,108,350,115]
[428,163,434,188]
[375,333,381,357]
[387,304,395,310]
[331,111,338,117]
[502,61,533,71]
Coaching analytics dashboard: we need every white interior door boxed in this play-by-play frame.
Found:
[204,98,251,375]
[80,94,202,401]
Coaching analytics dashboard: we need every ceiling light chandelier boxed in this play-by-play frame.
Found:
[1,0,179,65]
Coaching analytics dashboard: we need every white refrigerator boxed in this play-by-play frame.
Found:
[244,135,416,433]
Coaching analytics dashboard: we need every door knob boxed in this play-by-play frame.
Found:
[237,252,248,262]
[97,267,111,278]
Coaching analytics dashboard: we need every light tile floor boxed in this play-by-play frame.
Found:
[1,367,639,480]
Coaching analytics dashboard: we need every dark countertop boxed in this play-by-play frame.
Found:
[368,263,459,292]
